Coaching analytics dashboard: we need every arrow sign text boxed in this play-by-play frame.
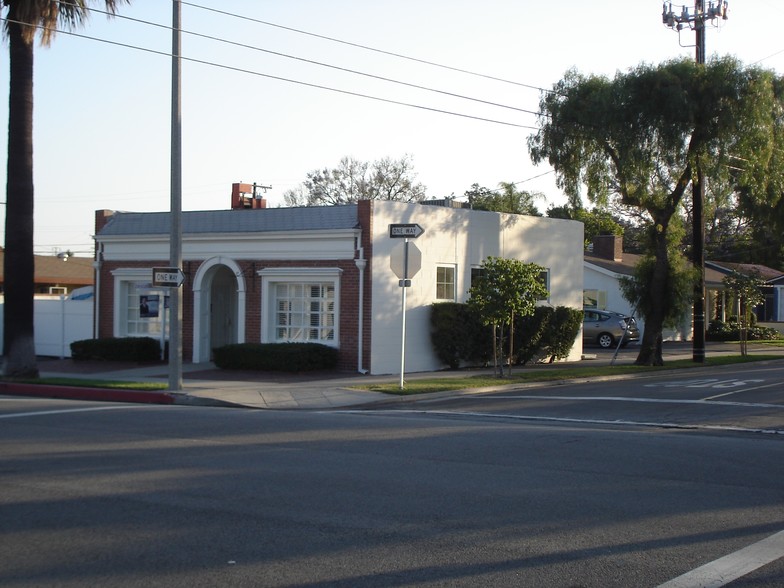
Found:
[389,223,425,239]
[152,267,185,288]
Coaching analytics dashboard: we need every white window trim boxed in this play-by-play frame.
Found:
[110,268,166,339]
[258,267,342,346]
[436,264,457,301]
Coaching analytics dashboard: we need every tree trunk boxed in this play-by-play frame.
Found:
[635,229,669,366]
[507,312,514,377]
[3,16,39,378]
[740,298,748,357]
[492,324,501,377]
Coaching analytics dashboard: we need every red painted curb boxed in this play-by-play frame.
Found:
[0,382,175,405]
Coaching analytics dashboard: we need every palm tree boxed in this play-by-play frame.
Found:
[2,0,128,376]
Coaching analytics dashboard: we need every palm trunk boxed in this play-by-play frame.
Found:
[3,16,39,377]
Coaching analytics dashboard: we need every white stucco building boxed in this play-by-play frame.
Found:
[93,188,584,375]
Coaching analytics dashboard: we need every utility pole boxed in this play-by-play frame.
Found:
[662,1,728,363]
[169,0,183,390]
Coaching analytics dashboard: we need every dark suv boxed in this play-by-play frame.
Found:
[583,309,640,349]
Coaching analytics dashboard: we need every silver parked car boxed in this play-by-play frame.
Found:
[583,309,640,349]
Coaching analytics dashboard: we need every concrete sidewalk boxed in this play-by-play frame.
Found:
[9,341,784,409]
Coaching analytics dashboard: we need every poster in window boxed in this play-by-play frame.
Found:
[140,295,160,318]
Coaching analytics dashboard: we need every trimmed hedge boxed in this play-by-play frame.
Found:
[70,337,161,362]
[429,303,493,369]
[213,342,339,372]
[431,303,582,369]
[706,320,782,342]
[513,306,583,365]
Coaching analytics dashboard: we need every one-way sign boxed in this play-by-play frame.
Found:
[389,223,425,238]
[152,267,186,288]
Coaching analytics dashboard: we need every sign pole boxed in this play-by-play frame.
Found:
[399,238,409,390]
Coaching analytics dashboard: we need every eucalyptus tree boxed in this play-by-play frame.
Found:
[529,57,782,365]
[2,0,129,377]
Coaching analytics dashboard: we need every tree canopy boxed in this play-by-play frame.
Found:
[283,155,427,206]
[546,205,623,249]
[529,57,784,365]
[465,182,542,216]
[467,257,548,376]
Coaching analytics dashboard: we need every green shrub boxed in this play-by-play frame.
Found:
[513,307,551,365]
[540,306,583,361]
[213,342,339,372]
[70,337,161,362]
[430,303,492,369]
[430,302,493,369]
[431,303,581,368]
[707,320,782,341]
[512,306,581,365]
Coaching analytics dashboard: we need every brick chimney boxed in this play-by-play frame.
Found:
[95,209,115,234]
[592,234,623,261]
[231,182,267,209]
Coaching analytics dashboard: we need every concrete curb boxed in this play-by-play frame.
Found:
[0,381,176,405]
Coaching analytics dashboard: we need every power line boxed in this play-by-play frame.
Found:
[79,4,544,118]
[179,0,555,96]
[0,16,538,130]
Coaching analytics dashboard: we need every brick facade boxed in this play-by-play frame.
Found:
[96,205,375,372]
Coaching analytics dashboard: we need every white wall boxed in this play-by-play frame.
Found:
[369,201,584,375]
[0,296,94,358]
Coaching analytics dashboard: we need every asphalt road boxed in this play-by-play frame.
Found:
[392,360,784,434]
[2,361,783,587]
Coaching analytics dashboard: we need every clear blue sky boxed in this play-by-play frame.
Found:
[1,0,782,257]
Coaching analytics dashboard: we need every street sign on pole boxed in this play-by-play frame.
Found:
[152,267,185,288]
[390,241,421,281]
[389,223,425,239]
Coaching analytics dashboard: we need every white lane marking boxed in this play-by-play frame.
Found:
[478,395,784,409]
[340,409,784,435]
[657,529,784,588]
[0,406,139,419]
[703,380,784,401]
[645,379,765,389]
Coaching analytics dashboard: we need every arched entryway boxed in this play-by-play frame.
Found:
[192,258,246,363]
[209,266,238,354]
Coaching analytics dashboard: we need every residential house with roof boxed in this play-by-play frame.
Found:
[0,247,94,296]
[93,184,584,375]
[705,261,784,323]
[584,234,727,341]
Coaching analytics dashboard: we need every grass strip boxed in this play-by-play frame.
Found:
[358,354,783,395]
[2,376,167,391]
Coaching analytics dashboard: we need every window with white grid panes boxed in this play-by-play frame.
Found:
[436,265,456,301]
[274,283,335,343]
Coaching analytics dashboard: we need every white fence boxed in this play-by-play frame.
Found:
[0,296,93,358]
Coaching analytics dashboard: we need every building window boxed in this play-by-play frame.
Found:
[470,267,485,290]
[259,268,342,347]
[112,269,166,339]
[436,265,456,301]
[583,289,607,309]
[538,269,550,301]
[274,283,335,343]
